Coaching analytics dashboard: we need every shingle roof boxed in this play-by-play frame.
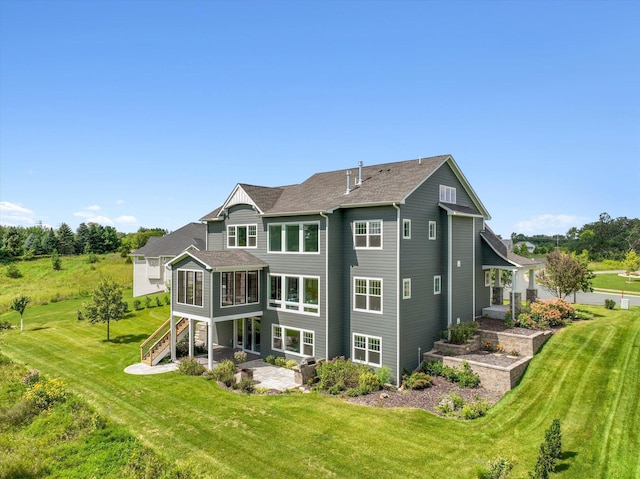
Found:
[130,223,206,257]
[480,227,544,269]
[189,250,268,270]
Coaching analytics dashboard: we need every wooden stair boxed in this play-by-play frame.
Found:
[140,317,189,366]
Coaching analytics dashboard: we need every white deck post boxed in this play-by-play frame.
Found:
[208,319,214,370]
[528,268,535,289]
[170,315,176,361]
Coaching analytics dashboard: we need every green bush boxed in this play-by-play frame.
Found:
[22,369,40,388]
[144,296,152,308]
[6,263,22,278]
[0,320,12,330]
[436,392,488,420]
[178,357,206,376]
[233,350,247,364]
[233,379,255,393]
[376,365,392,385]
[0,398,41,428]
[208,359,236,387]
[24,378,67,410]
[155,297,163,307]
[604,299,616,310]
[264,355,276,365]
[164,294,170,305]
[133,299,142,310]
[274,357,287,367]
[476,457,514,479]
[528,419,562,479]
[449,321,479,344]
[403,371,432,390]
[421,360,480,388]
[316,357,371,395]
[358,371,382,394]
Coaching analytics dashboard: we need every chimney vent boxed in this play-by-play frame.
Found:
[357,161,363,186]
[346,170,352,194]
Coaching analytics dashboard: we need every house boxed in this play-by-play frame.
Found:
[148,155,532,383]
[130,222,206,297]
[514,241,536,254]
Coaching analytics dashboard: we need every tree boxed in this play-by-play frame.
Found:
[537,250,594,301]
[623,250,640,282]
[10,295,31,332]
[51,249,62,270]
[56,222,76,255]
[84,278,126,341]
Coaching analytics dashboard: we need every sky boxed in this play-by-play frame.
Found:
[1,0,638,238]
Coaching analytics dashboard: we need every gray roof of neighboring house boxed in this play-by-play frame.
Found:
[480,227,544,269]
[188,250,268,270]
[201,155,490,220]
[130,222,206,257]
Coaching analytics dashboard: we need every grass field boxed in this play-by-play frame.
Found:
[0,254,131,314]
[1,296,638,478]
[592,273,640,294]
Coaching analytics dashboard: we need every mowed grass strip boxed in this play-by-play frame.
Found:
[1,300,639,478]
[592,273,640,294]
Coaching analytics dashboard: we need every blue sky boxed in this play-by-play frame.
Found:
[1,0,638,238]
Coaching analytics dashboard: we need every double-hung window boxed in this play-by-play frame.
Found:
[354,277,382,313]
[434,275,442,295]
[272,325,314,357]
[221,270,259,307]
[403,219,411,239]
[268,222,319,253]
[354,220,382,249]
[429,221,437,240]
[227,225,257,248]
[403,278,411,299]
[268,273,319,315]
[177,270,203,306]
[439,185,457,204]
[353,333,381,366]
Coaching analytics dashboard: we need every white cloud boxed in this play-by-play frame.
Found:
[115,199,125,205]
[116,215,137,224]
[0,201,36,226]
[86,205,101,211]
[514,214,589,235]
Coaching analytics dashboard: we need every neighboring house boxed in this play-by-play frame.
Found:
[158,155,527,383]
[130,223,206,297]
[514,241,536,254]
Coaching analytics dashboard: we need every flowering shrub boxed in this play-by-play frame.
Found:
[516,298,575,329]
[22,369,40,388]
[24,378,67,410]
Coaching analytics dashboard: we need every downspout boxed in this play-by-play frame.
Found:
[472,218,476,320]
[448,214,453,328]
[209,268,214,370]
[512,268,517,323]
[320,211,329,360]
[393,203,401,385]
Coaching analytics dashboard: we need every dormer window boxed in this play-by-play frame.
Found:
[439,185,457,204]
[228,225,257,248]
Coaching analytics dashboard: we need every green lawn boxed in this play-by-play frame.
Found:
[0,254,131,314]
[592,273,640,294]
[1,298,638,478]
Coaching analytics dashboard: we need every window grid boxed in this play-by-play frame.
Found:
[354,277,383,313]
[353,333,382,367]
[354,220,382,249]
[439,185,457,204]
[227,225,257,248]
[403,278,411,299]
[272,325,314,357]
[403,219,411,239]
[434,275,442,295]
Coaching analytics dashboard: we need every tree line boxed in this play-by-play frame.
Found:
[511,212,640,260]
[0,223,168,261]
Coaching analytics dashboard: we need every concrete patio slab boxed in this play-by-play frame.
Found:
[124,362,178,375]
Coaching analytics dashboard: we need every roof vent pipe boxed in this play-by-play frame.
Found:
[346,170,351,194]
[357,161,363,186]
[418,157,422,165]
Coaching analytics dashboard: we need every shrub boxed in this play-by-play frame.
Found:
[264,355,276,365]
[545,419,562,462]
[144,296,152,308]
[233,350,247,364]
[316,357,370,394]
[358,371,382,394]
[133,299,142,310]
[0,320,12,330]
[376,365,392,385]
[528,419,562,479]
[436,392,488,420]
[422,360,444,376]
[420,360,480,388]
[51,250,61,271]
[86,252,98,264]
[457,361,481,388]
[122,301,130,313]
[24,378,67,410]
[516,298,575,329]
[476,457,514,479]
[403,371,432,390]
[604,299,616,310]
[208,359,236,387]
[6,263,22,278]
[22,369,40,388]
[274,357,287,368]
[461,397,489,419]
[284,359,298,369]
[178,357,206,376]
[155,297,163,307]
[233,379,255,393]
[164,294,170,305]
[449,321,479,344]
[0,398,41,428]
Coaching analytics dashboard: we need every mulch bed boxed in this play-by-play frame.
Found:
[346,376,503,414]
[475,316,539,336]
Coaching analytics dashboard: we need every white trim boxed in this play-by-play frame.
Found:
[271,324,315,358]
[176,269,204,308]
[267,273,320,316]
[227,224,258,249]
[402,219,411,239]
[267,220,321,254]
[403,278,411,299]
[485,270,491,287]
[352,333,382,367]
[394,202,401,386]
[220,270,260,308]
[212,311,263,323]
[434,275,442,295]
[353,277,383,314]
[429,221,437,240]
[353,219,383,250]
[219,184,264,215]
[439,184,457,203]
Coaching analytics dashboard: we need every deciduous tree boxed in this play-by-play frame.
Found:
[10,294,30,332]
[536,250,594,301]
[623,250,640,282]
[84,278,126,341]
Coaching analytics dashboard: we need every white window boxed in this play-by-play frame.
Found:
[268,274,319,315]
[403,278,411,299]
[268,222,319,253]
[272,325,314,357]
[354,220,382,249]
[353,333,381,367]
[403,219,411,239]
[439,185,457,204]
[485,271,491,287]
[221,270,259,307]
[354,277,383,313]
[434,275,442,295]
[429,221,437,240]
[227,225,257,248]
[177,270,203,307]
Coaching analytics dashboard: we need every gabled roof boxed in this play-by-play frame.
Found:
[168,249,268,271]
[480,226,544,269]
[130,223,206,257]
[200,155,491,220]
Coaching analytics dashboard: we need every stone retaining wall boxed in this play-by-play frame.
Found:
[479,330,551,357]
[442,355,532,395]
